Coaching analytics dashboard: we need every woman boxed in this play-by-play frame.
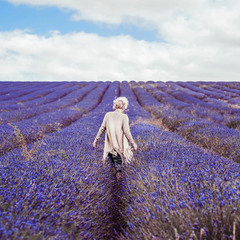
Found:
[93,97,137,180]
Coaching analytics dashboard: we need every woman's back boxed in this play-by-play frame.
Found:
[93,97,137,166]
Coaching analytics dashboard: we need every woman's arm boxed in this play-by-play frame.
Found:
[93,113,108,147]
[122,114,137,150]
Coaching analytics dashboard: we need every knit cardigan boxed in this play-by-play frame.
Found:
[93,109,137,164]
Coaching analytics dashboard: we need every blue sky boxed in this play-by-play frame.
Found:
[0,1,157,41]
[0,0,240,81]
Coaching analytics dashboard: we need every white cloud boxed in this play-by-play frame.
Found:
[159,2,240,47]
[0,30,240,81]
[1,1,240,81]
[7,0,200,25]
[6,0,240,46]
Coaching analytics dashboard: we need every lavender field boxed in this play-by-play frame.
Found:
[0,81,240,240]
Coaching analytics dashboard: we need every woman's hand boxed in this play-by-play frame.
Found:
[93,140,97,149]
[133,143,137,151]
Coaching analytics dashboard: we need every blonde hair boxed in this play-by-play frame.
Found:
[113,97,129,110]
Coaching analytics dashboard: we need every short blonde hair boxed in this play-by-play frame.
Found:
[113,97,129,110]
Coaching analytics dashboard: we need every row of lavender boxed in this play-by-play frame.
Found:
[1,81,239,239]
[130,82,240,163]
[0,82,95,122]
[140,81,240,129]
[2,81,238,120]
[0,82,61,101]
[1,81,239,122]
[0,82,84,112]
[123,122,240,239]
[121,81,239,238]
[1,81,239,157]
[0,82,122,239]
[0,82,109,155]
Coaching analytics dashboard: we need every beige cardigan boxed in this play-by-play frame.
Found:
[93,109,137,164]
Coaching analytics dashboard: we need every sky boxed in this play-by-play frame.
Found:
[0,0,240,82]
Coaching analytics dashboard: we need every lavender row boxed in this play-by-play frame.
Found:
[131,84,240,162]
[150,82,214,110]
[144,83,236,124]
[0,82,58,101]
[0,82,27,95]
[0,83,108,154]
[161,82,240,112]
[143,82,190,109]
[173,82,240,127]
[120,81,151,121]
[0,82,83,111]
[122,123,240,239]
[183,81,240,97]
[0,126,115,239]
[0,82,47,96]
[141,81,240,128]
[178,81,240,108]
[163,81,206,99]
[7,83,86,111]
[0,83,94,124]
[177,82,230,99]
[155,82,240,115]
[205,82,240,96]
[0,82,124,239]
